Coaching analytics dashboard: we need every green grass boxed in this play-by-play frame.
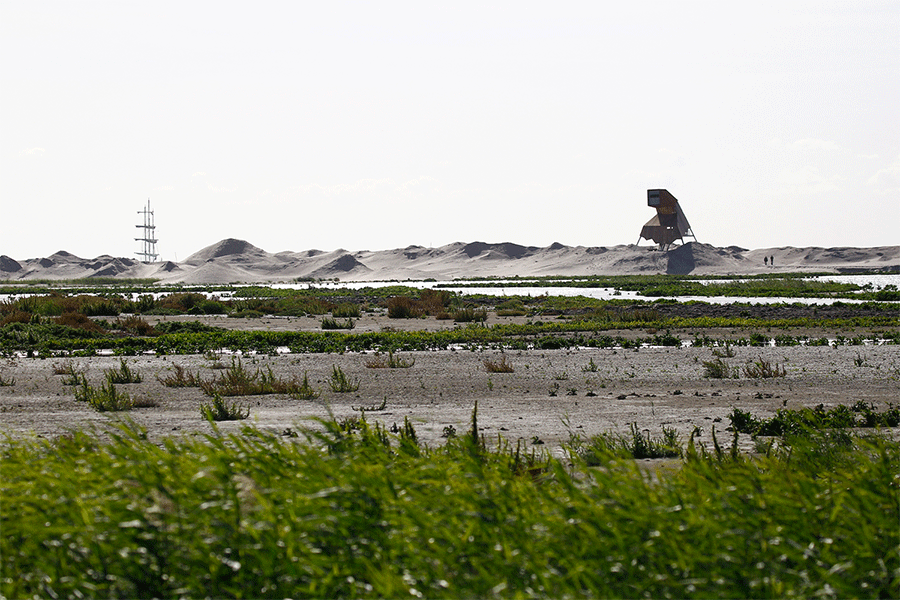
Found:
[1,420,896,598]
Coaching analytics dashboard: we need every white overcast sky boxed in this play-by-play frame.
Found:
[2,1,898,261]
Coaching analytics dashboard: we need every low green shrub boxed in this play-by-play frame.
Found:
[573,424,682,463]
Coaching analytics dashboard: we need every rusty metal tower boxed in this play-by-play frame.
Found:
[637,189,696,250]
[135,198,158,263]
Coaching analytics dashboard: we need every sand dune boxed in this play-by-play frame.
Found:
[2,239,898,284]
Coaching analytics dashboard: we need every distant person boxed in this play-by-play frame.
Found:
[770,255,774,267]
[764,256,768,266]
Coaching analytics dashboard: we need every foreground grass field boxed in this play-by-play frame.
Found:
[2,417,897,598]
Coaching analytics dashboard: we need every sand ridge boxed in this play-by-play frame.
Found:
[2,240,898,284]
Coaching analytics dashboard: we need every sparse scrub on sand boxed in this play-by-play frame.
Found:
[199,394,249,421]
[157,364,202,388]
[0,372,14,386]
[364,351,415,369]
[104,358,142,384]
[483,354,514,373]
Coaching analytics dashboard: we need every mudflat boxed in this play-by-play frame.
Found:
[2,313,898,454]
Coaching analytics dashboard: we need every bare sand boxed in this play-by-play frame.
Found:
[2,313,898,456]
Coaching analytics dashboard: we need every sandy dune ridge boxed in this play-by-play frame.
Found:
[2,239,898,284]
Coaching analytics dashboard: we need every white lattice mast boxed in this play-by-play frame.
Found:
[135,198,158,263]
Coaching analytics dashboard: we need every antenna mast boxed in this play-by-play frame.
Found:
[135,198,158,263]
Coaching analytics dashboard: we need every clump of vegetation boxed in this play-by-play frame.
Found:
[452,307,487,322]
[199,394,249,421]
[74,379,134,412]
[320,317,354,330]
[364,351,415,369]
[496,299,527,317]
[0,372,14,386]
[742,358,787,378]
[332,303,361,318]
[54,362,85,385]
[702,357,736,379]
[104,358,143,384]
[157,364,202,388]
[386,296,423,319]
[581,357,599,372]
[483,354,514,373]
[290,372,320,400]
[730,402,900,436]
[572,424,683,463]
[199,358,307,397]
[113,316,157,336]
[329,365,360,393]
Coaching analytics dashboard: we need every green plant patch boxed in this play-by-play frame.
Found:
[1,421,896,598]
[729,403,900,436]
